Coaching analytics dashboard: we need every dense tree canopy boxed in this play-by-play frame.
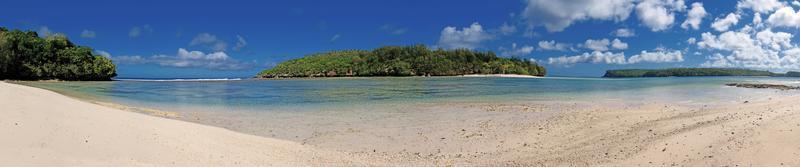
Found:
[603,68,775,78]
[257,45,546,78]
[0,27,116,80]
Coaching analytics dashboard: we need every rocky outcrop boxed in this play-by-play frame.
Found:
[725,83,800,90]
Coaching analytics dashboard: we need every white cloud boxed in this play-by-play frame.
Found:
[681,2,707,30]
[97,50,147,64]
[635,0,686,32]
[755,28,793,50]
[80,30,96,38]
[737,0,785,13]
[548,51,628,66]
[697,26,800,71]
[522,0,635,32]
[584,39,611,51]
[766,6,800,28]
[538,40,573,51]
[108,49,254,70]
[190,33,228,51]
[582,38,628,51]
[628,49,684,63]
[128,25,153,38]
[234,35,247,51]
[753,13,763,26]
[497,23,517,35]
[687,37,697,44]
[611,38,629,50]
[548,48,683,66]
[500,43,535,57]
[711,13,740,32]
[613,28,636,37]
[437,22,492,49]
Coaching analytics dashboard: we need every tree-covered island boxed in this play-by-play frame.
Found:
[257,45,546,78]
[0,27,117,81]
[603,68,781,78]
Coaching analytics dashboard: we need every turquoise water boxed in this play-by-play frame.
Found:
[20,76,800,112]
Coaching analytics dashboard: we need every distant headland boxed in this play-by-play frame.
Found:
[256,45,546,78]
[603,68,800,78]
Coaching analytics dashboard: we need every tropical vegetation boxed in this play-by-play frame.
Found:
[257,45,546,78]
[603,68,775,78]
[0,27,116,80]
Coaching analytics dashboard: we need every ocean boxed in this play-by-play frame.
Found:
[18,76,799,146]
[20,76,796,112]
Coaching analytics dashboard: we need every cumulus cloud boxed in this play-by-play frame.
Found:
[584,39,612,51]
[754,13,764,26]
[635,0,686,32]
[613,28,636,37]
[611,39,629,50]
[697,26,800,70]
[80,30,96,38]
[711,13,740,32]
[104,49,254,70]
[522,0,635,32]
[499,43,535,57]
[128,25,153,38]
[548,49,683,66]
[687,37,697,44]
[190,33,228,52]
[628,49,684,63]
[548,51,628,66]
[681,2,707,30]
[538,40,573,51]
[234,35,247,51]
[437,22,492,49]
[737,0,785,13]
[582,38,628,51]
[766,6,800,28]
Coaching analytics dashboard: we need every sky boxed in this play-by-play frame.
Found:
[3,0,800,78]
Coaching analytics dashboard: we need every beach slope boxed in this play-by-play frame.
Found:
[0,82,365,167]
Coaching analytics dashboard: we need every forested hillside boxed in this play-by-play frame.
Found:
[258,45,546,78]
[0,27,116,80]
[603,68,774,78]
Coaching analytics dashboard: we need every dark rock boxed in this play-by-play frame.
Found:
[725,83,800,90]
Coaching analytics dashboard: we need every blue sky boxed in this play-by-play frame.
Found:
[3,0,800,77]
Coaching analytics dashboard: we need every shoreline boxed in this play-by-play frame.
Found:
[4,80,800,166]
[0,81,378,166]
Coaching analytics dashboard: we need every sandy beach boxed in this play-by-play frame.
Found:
[0,82,378,166]
[3,81,800,166]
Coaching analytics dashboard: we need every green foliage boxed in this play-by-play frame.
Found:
[0,27,116,80]
[258,45,546,78]
[784,71,800,77]
[603,68,774,78]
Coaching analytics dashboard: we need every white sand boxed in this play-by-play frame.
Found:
[0,82,376,167]
[3,81,800,166]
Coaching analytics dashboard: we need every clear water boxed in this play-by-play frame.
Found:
[19,76,800,113]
